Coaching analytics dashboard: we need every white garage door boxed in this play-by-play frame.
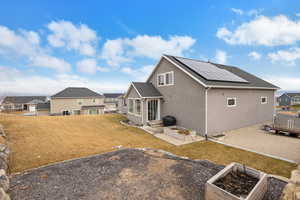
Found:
[29,105,36,112]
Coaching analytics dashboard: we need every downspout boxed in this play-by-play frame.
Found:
[205,87,211,140]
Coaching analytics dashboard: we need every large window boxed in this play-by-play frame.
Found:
[128,99,134,113]
[136,100,141,115]
[157,71,174,86]
[227,98,236,107]
[128,99,141,115]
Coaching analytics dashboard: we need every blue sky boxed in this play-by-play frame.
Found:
[0,0,300,95]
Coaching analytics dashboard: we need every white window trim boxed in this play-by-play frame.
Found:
[227,97,237,107]
[157,71,174,87]
[261,96,268,104]
[128,98,142,116]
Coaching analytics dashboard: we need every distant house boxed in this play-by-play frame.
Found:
[36,102,51,116]
[1,96,47,112]
[103,93,123,112]
[125,55,279,136]
[50,87,105,115]
[277,93,300,106]
[117,94,127,114]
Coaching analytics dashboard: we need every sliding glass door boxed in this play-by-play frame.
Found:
[147,99,160,121]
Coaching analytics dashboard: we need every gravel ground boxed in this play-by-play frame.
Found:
[9,149,286,200]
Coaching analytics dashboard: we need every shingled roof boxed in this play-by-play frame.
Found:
[162,55,279,89]
[2,96,47,104]
[285,93,300,97]
[103,93,124,98]
[51,87,103,98]
[130,82,162,98]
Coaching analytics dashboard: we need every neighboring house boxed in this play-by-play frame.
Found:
[1,96,47,112]
[50,87,105,115]
[277,93,300,106]
[125,55,279,136]
[103,93,123,112]
[117,94,127,114]
[36,102,51,116]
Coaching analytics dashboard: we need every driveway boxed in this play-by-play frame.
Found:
[10,149,285,200]
[218,124,300,163]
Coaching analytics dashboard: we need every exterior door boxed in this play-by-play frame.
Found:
[147,99,160,121]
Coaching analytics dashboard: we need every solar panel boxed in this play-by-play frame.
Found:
[175,57,248,83]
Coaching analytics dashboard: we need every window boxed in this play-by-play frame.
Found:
[93,99,96,103]
[128,99,141,115]
[157,71,174,86]
[128,99,134,113]
[261,97,267,104]
[77,99,83,105]
[165,71,174,85]
[227,98,236,107]
[135,100,141,115]
[158,74,165,86]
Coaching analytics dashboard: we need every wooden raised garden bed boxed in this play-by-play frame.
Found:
[205,163,267,200]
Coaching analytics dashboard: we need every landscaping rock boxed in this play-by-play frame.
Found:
[0,188,10,200]
[0,170,9,192]
[10,148,286,200]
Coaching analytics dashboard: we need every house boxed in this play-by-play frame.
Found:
[103,93,123,112]
[277,93,300,106]
[50,87,105,115]
[1,96,47,112]
[36,102,51,116]
[125,55,279,136]
[117,94,127,114]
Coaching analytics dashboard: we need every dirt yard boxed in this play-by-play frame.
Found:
[0,114,296,177]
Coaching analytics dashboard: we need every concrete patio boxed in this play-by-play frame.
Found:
[212,124,300,163]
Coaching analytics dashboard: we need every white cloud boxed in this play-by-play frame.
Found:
[29,55,71,72]
[121,65,154,81]
[126,35,196,59]
[0,66,126,95]
[217,15,300,46]
[231,8,243,15]
[47,20,98,56]
[268,47,300,65]
[76,58,109,74]
[0,25,71,72]
[100,39,132,67]
[0,26,41,57]
[215,50,227,64]
[101,35,196,67]
[248,51,261,60]
[265,76,300,91]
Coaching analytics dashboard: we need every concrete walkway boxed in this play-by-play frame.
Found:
[141,126,205,146]
[214,124,300,163]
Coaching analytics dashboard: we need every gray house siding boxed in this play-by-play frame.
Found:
[126,86,148,125]
[278,94,291,106]
[148,58,206,135]
[207,89,275,135]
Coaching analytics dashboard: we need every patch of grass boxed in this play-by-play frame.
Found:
[0,113,296,177]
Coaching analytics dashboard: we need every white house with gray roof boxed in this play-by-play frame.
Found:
[1,96,47,112]
[50,87,105,115]
[125,55,279,136]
